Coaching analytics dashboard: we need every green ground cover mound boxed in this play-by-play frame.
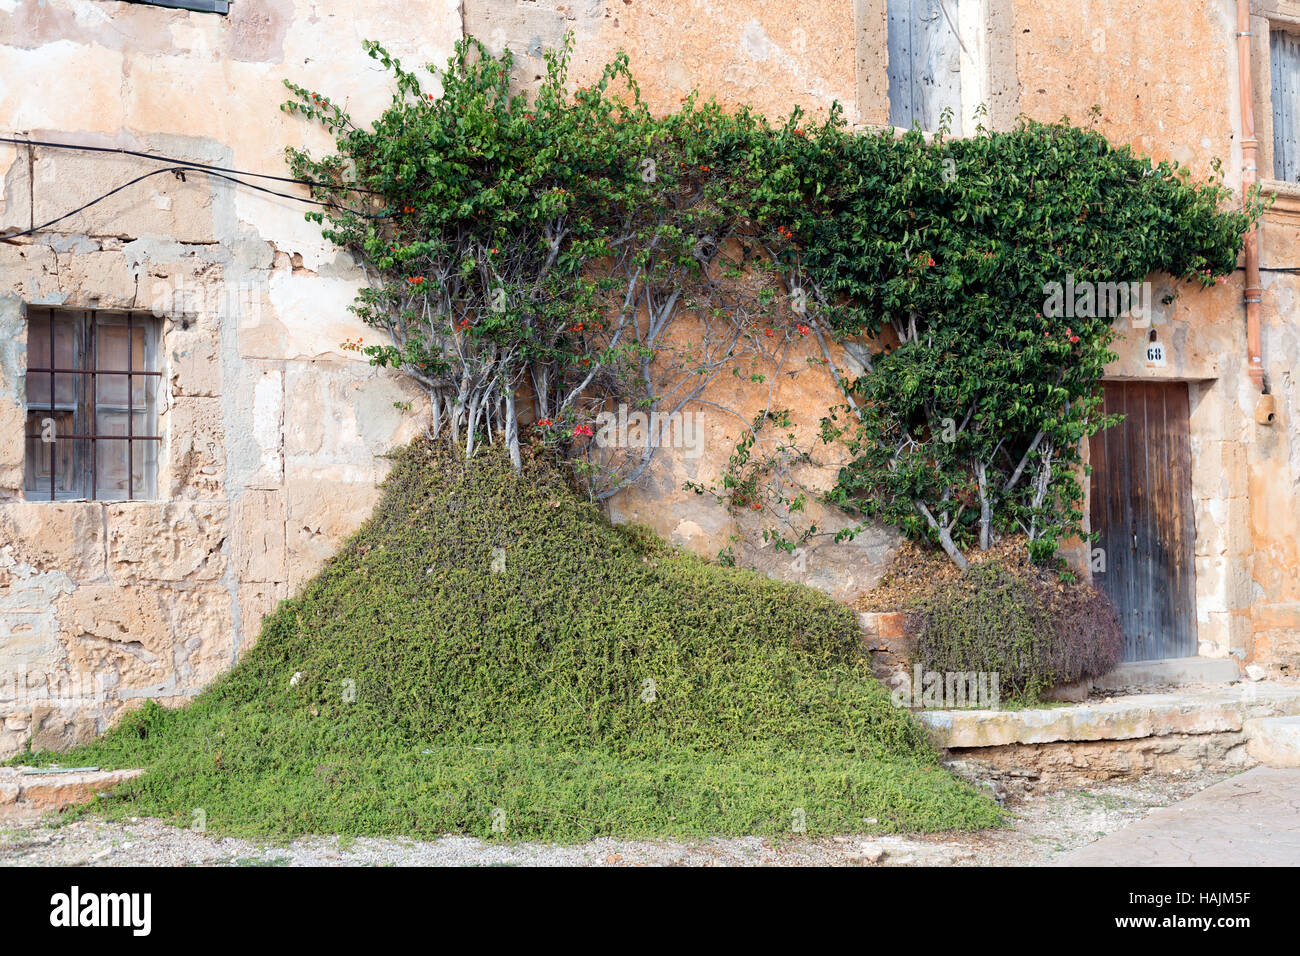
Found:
[35,439,1001,841]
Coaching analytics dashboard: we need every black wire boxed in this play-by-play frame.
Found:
[0,138,388,243]
[0,135,382,194]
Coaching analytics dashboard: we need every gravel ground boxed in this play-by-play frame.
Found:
[0,769,1228,867]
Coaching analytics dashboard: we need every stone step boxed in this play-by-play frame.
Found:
[917,684,1300,749]
[1244,715,1300,768]
[1092,656,1241,689]
[0,767,144,814]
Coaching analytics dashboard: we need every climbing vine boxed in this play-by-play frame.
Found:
[284,38,1262,565]
[283,37,813,499]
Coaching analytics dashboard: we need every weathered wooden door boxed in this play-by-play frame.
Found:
[1089,382,1198,661]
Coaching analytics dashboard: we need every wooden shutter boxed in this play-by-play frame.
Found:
[1271,30,1300,182]
[887,0,963,132]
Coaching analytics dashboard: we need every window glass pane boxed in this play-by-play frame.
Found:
[93,409,156,499]
[97,372,131,407]
[96,323,130,371]
[26,313,79,408]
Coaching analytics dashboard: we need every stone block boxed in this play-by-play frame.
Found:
[243,271,366,361]
[0,502,106,580]
[227,363,283,490]
[28,704,100,754]
[233,489,286,582]
[284,360,426,470]
[106,501,228,582]
[54,583,174,696]
[285,477,381,589]
[1244,715,1300,768]
[163,396,224,499]
[238,580,287,657]
[158,586,235,691]
[30,150,216,244]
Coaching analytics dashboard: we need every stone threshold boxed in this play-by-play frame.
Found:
[1092,655,1241,689]
[917,683,1300,749]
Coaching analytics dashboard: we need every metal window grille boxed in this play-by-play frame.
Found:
[24,309,161,501]
[120,0,231,14]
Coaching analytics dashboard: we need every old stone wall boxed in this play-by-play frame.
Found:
[0,0,457,756]
[1,0,1298,758]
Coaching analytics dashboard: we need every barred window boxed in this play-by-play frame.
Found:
[121,0,231,13]
[24,309,161,501]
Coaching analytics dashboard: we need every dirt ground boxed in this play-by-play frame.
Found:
[0,769,1228,867]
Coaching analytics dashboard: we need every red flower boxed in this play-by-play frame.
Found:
[763,328,775,338]
[572,424,594,438]
[403,205,415,214]
[407,276,425,285]
[796,324,810,336]
[537,418,554,428]
[1069,335,1080,343]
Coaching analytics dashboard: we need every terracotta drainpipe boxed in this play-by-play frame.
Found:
[1237,0,1267,393]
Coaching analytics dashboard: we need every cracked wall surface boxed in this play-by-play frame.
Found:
[1,0,1299,757]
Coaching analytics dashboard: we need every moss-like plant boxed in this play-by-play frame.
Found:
[32,439,1001,841]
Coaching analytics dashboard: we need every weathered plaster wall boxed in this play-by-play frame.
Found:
[1009,0,1300,676]
[569,0,1300,675]
[1,0,1297,759]
[0,0,458,756]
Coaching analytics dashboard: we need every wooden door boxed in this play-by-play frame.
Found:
[1088,382,1198,661]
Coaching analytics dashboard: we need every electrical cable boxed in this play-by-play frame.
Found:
[0,136,387,243]
[0,135,382,194]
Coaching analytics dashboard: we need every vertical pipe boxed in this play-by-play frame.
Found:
[90,311,97,501]
[48,310,55,501]
[1238,0,1266,390]
[127,311,134,500]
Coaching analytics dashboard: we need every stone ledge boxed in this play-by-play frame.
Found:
[917,684,1300,749]
[0,767,144,812]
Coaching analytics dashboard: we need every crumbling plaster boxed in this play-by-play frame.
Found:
[0,0,455,756]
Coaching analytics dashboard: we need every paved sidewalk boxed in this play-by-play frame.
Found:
[1057,766,1300,866]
